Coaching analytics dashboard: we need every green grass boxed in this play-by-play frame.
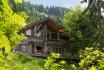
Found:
[0,52,45,70]
[0,52,74,70]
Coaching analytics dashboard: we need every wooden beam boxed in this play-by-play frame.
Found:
[45,24,48,40]
[49,32,51,39]
[44,42,47,53]
[57,32,60,40]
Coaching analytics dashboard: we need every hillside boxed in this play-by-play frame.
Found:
[9,0,69,23]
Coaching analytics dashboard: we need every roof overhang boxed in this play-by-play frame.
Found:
[18,17,64,34]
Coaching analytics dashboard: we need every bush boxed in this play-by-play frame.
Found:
[44,52,74,70]
[78,47,104,70]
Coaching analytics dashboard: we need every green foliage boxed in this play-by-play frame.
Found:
[44,53,66,70]
[0,52,45,70]
[63,1,104,70]
[63,7,83,36]
[44,53,74,70]
[5,13,26,47]
[14,0,22,4]
[63,7,84,54]
[75,0,104,69]
[78,47,104,70]
[0,31,10,53]
[0,53,76,70]
[98,59,104,70]
[0,0,26,60]
[10,1,68,23]
[80,0,104,48]
[63,7,84,40]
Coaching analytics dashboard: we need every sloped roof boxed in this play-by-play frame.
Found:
[19,17,64,33]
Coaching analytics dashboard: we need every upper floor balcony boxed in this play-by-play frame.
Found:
[25,29,64,41]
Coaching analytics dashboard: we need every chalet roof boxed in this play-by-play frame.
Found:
[19,17,64,33]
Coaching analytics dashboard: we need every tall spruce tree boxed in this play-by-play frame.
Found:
[80,0,104,48]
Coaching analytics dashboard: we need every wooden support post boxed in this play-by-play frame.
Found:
[49,32,51,39]
[34,42,37,53]
[57,32,60,40]
[45,24,48,40]
[29,43,32,53]
[31,27,34,36]
[43,30,45,38]
[44,42,47,53]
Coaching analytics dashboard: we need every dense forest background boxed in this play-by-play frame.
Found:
[9,0,69,23]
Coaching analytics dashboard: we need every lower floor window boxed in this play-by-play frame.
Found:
[22,45,27,52]
[36,46,43,53]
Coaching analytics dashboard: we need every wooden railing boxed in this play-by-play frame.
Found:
[25,52,79,60]
[47,32,60,40]
[26,30,62,41]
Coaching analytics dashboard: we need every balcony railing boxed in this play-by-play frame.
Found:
[26,30,62,41]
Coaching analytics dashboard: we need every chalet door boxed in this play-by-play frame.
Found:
[36,46,43,53]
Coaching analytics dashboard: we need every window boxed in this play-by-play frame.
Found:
[22,45,27,52]
[36,46,42,50]
[26,29,31,35]
[47,32,57,40]
[51,32,57,39]
[34,30,43,37]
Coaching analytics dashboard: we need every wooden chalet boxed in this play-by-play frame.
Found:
[16,17,79,60]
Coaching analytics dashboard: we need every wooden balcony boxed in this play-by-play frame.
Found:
[25,30,65,41]
[24,52,79,60]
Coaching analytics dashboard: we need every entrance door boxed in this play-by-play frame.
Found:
[36,46,43,53]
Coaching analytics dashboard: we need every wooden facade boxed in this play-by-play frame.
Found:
[16,17,78,60]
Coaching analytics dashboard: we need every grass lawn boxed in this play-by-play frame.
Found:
[0,52,74,70]
[0,52,45,70]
